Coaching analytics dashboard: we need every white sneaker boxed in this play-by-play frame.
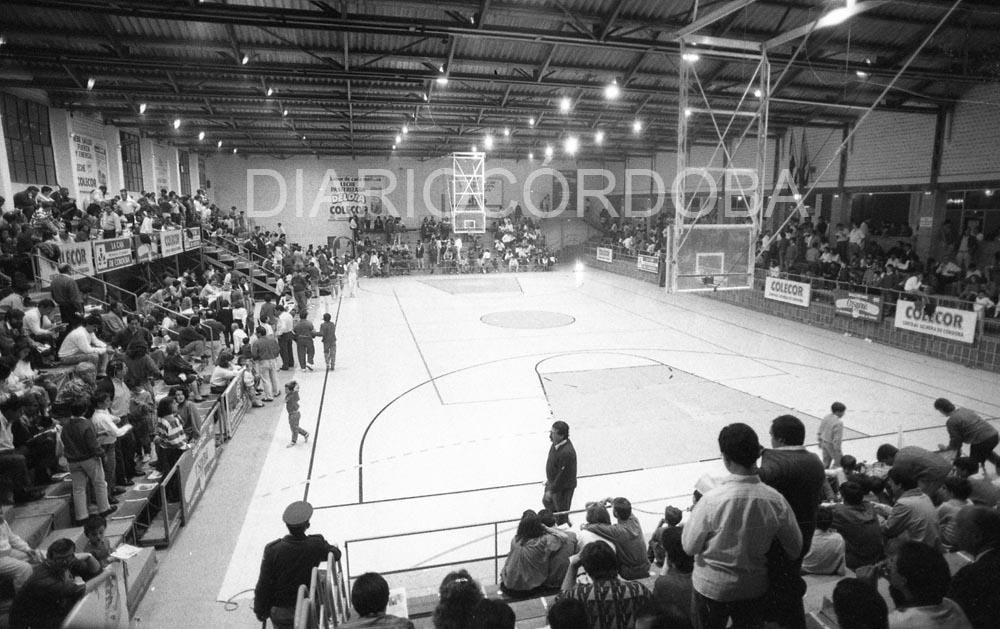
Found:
[147,471,163,481]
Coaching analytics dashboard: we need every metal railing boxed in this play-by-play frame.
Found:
[32,253,140,311]
[206,232,283,282]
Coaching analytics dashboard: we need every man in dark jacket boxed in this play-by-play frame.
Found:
[9,538,102,629]
[544,421,577,526]
[758,414,826,629]
[254,501,341,629]
[948,505,1000,629]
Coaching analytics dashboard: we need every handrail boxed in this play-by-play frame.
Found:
[31,252,140,310]
[207,232,283,282]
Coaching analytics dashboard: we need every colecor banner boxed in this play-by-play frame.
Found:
[158,229,184,257]
[595,247,614,263]
[764,277,811,307]
[894,299,976,344]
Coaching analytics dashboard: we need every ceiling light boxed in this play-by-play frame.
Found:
[217,140,223,148]
[0,35,6,47]
[559,97,571,113]
[422,92,428,101]
[402,125,409,134]
[544,144,553,158]
[86,78,96,90]
[302,135,307,141]
[138,103,147,114]
[172,118,182,129]
[684,108,693,118]
[395,135,402,144]
[754,88,763,98]
[594,130,604,145]
[266,87,274,96]
[392,144,397,151]
[233,148,238,154]
[241,54,250,65]
[604,80,620,100]
[282,109,289,116]
[484,134,494,150]
[503,127,510,137]
[682,52,700,63]
[564,135,579,155]
[438,65,445,73]
[198,131,205,141]
[632,119,642,133]
[528,117,536,127]
[855,70,869,79]
[817,0,861,29]
[471,145,478,152]
[436,76,448,86]
[987,189,994,197]
[528,152,534,160]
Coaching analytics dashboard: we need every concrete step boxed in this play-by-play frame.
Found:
[10,494,73,536]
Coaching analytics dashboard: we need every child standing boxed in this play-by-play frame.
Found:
[319,313,337,370]
[817,401,846,469]
[284,381,309,447]
[83,514,112,568]
[90,392,129,503]
[61,397,115,525]
[129,383,156,466]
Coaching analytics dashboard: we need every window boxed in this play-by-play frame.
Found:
[1,93,57,185]
[198,156,207,191]
[178,150,191,196]
[120,131,143,193]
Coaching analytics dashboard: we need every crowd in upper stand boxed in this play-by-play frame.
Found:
[759,216,999,318]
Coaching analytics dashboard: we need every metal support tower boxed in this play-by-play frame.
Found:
[451,151,487,234]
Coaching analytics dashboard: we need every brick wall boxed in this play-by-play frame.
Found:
[939,83,1000,183]
[844,111,936,186]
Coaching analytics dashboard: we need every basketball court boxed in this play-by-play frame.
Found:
[135,266,1000,627]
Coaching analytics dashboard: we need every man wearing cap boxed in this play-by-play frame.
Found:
[254,501,342,628]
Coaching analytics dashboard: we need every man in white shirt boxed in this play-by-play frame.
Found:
[682,423,802,629]
[22,299,59,343]
[116,189,139,217]
[274,306,295,370]
[57,315,109,374]
[90,185,109,205]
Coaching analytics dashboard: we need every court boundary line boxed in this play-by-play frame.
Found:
[303,291,345,502]
[394,288,445,405]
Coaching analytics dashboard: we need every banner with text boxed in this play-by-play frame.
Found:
[183,227,203,251]
[328,174,388,221]
[637,254,659,274]
[37,241,95,282]
[596,247,614,263]
[70,133,109,201]
[834,291,883,321]
[894,300,976,344]
[158,230,184,258]
[764,277,812,307]
[93,236,135,273]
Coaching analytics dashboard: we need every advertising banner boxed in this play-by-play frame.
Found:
[328,174,387,221]
[894,300,976,344]
[181,412,218,513]
[93,236,134,273]
[37,241,95,282]
[221,378,251,439]
[595,247,614,263]
[834,291,883,321]
[62,561,128,629]
[764,277,811,307]
[158,230,184,258]
[183,227,203,251]
[70,133,109,201]
[637,254,659,274]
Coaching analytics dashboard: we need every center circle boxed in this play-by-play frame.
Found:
[480,310,576,329]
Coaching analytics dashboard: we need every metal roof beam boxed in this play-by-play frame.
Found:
[672,0,759,39]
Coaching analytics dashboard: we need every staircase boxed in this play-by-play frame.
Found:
[201,237,281,298]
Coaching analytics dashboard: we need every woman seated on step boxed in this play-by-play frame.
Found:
[500,509,575,598]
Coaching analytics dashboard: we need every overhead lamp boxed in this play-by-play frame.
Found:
[402,124,409,134]
[282,109,289,116]
[684,108,693,118]
[266,87,274,96]
[855,70,869,79]
[302,135,307,141]
[544,144,553,158]
[198,131,205,141]
[754,88,763,98]
[436,76,448,86]
[241,54,250,65]
[438,65,445,73]
[632,119,642,133]
[604,79,620,100]
[987,189,994,197]
[559,97,571,113]
[217,140,223,148]
[0,35,6,47]
[503,127,510,137]
[817,0,864,29]
[422,92,429,101]
[138,103,147,114]
[528,152,534,160]
[484,134,494,150]
[233,148,238,154]
[564,135,579,155]
[86,77,96,90]
[172,118,182,129]
[682,52,700,63]
[594,130,604,145]
[395,134,402,144]
[392,144,397,151]
[471,144,478,152]
[528,117,536,127]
